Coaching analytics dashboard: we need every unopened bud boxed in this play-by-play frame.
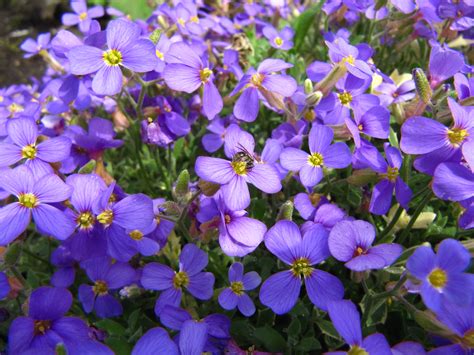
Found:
[198,179,220,197]
[413,68,432,104]
[305,90,323,106]
[161,201,181,217]
[174,169,190,200]
[304,79,313,95]
[277,201,294,221]
[149,29,162,45]
[55,343,67,355]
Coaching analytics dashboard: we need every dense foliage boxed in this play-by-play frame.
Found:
[0,0,473,354]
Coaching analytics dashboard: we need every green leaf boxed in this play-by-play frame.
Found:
[293,1,324,49]
[315,319,340,339]
[95,319,126,336]
[109,0,153,19]
[253,326,287,352]
[105,337,133,355]
[388,127,399,148]
[287,318,301,336]
[296,337,322,352]
[347,186,363,208]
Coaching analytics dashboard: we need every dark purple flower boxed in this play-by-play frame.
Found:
[365,143,412,215]
[327,299,392,355]
[454,73,474,100]
[9,286,112,354]
[0,118,71,177]
[195,129,281,211]
[406,238,474,311]
[262,25,294,50]
[0,166,74,244]
[218,262,261,316]
[160,305,231,354]
[345,105,390,147]
[62,0,104,33]
[0,272,10,300]
[141,243,215,315]
[163,42,222,119]
[132,327,178,355]
[51,245,76,288]
[78,257,136,318]
[20,33,51,58]
[230,59,297,122]
[329,220,402,271]
[68,19,157,95]
[259,221,344,314]
[280,124,352,188]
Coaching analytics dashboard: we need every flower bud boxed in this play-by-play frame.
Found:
[413,68,432,104]
[277,201,294,221]
[304,78,313,95]
[315,64,347,95]
[305,90,323,107]
[198,179,220,197]
[174,169,190,201]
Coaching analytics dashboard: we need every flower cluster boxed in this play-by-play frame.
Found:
[0,0,473,353]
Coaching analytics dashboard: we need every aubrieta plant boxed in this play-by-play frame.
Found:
[0,0,473,354]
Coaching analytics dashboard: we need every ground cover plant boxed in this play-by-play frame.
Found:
[0,0,473,354]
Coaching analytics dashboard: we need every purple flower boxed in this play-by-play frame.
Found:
[376,78,416,106]
[0,272,10,300]
[454,72,474,100]
[217,196,267,256]
[259,221,344,314]
[132,327,178,355]
[231,59,297,122]
[201,116,236,154]
[62,0,104,33]
[154,34,172,73]
[327,299,392,355]
[406,238,474,311]
[391,341,426,355]
[433,162,474,202]
[280,124,352,188]
[326,38,373,79]
[163,42,222,119]
[159,305,231,354]
[78,257,136,318]
[20,33,51,58]
[345,105,391,147]
[401,98,474,175]
[428,43,465,88]
[0,118,71,177]
[68,19,157,96]
[218,262,261,316]
[144,198,174,248]
[93,184,155,261]
[195,129,281,211]
[329,220,402,271]
[0,166,75,244]
[294,192,328,220]
[141,243,215,315]
[9,286,112,354]
[262,25,294,50]
[51,245,76,288]
[430,298,474,354]
[365,143,413,215]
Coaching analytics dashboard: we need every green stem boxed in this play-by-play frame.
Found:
[398,191,433,244]
[379,205,404,240]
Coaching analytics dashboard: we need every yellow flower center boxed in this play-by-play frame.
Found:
[428,268,447,289]
[308,153,324,167]
[19,193,38,208]
[230,281,244,296]
[155,215,161,225]
[93,280,109,295]
[190,15,199,23]
[341,55,355,65]
[250,73,264,87]
[200,68,213,83]
[156,49,164,60]
[462,329,474,348]
[0,96,4,102]
[177,18,186,26]
[79,12,88,21]
[291,257,313,278]
[129,229,144,241]
[274,37,284,47]
[224,214,231,224]
[103,49,123,66]
[447,128,468,146]
[348,346,368,355]
[173,271,189,289]
[34,320,51,335]
[353,246,365,257]
[97,210,114,225]
[8,103,24,113]
[384,167,399,182]
[338,91,353,105]
[21,144,37,159]
[77,211,94,230]
[231,161,247,175]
